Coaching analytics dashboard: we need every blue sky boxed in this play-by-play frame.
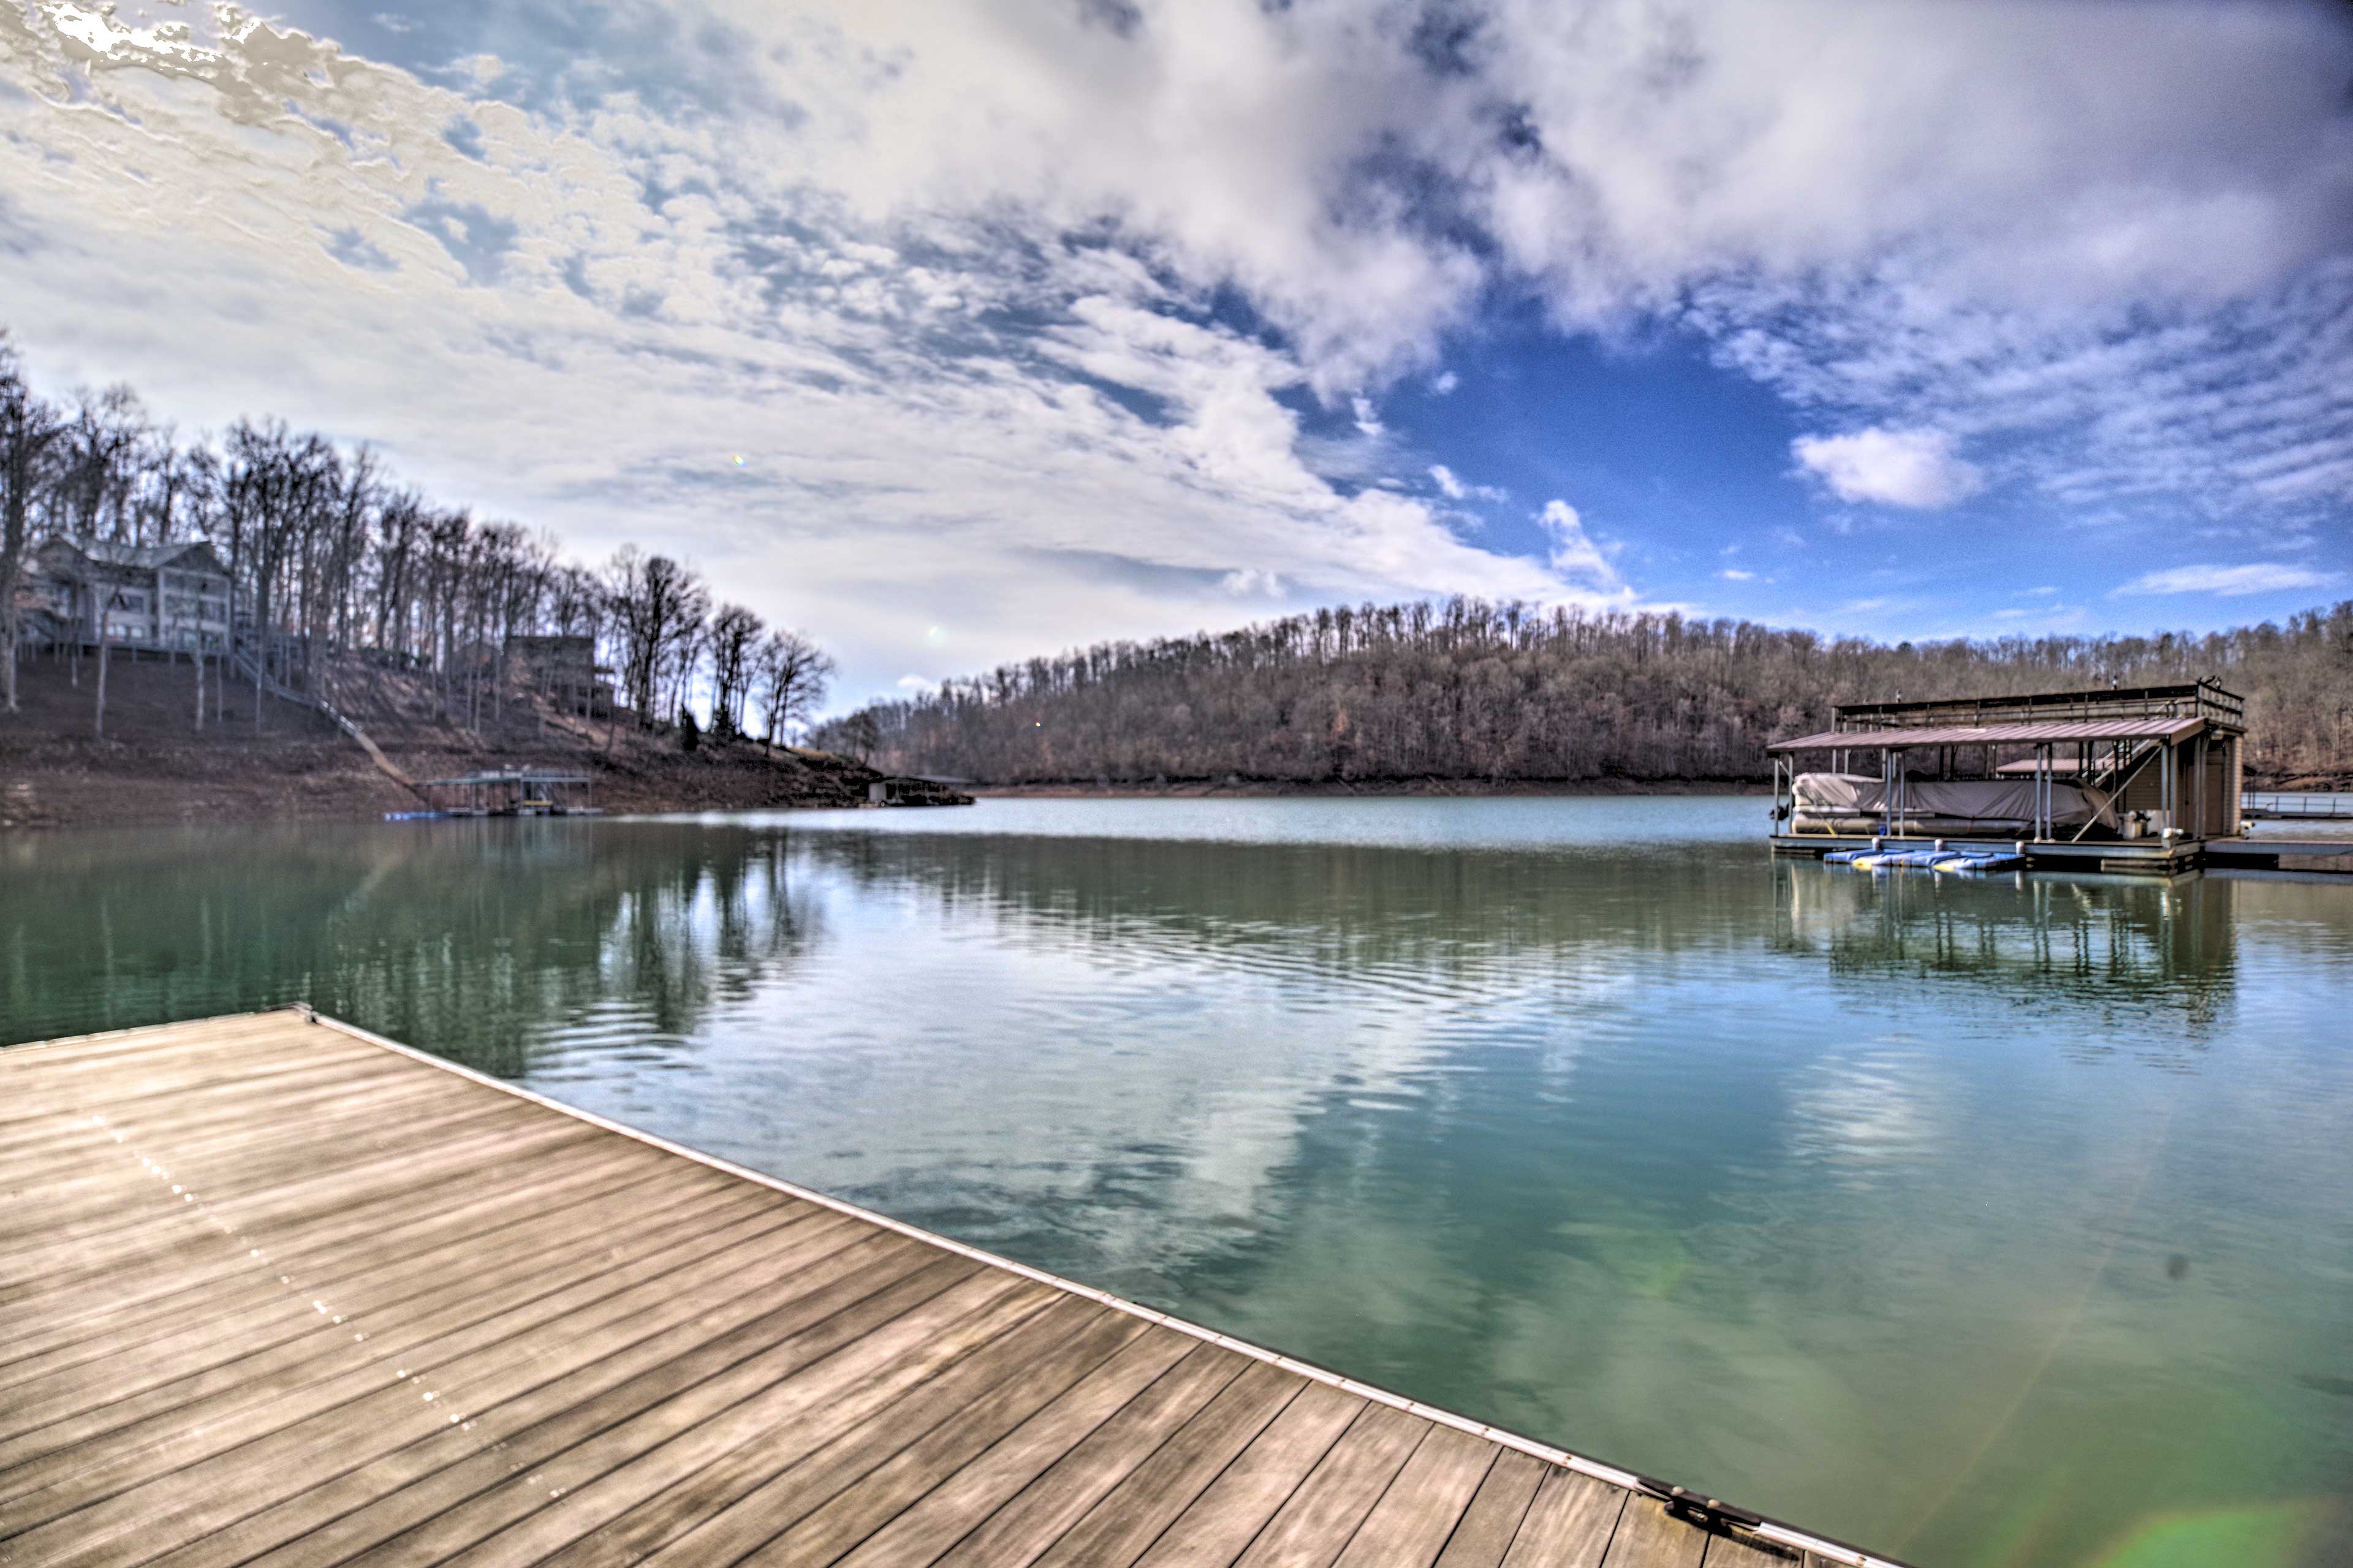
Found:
[2,0,2349,705]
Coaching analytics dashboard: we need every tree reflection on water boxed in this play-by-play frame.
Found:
[1773,860,2240,1045]
[0,822,824,1072]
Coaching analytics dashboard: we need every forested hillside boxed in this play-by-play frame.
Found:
[0,335,832,744]
[820,598,2353,787]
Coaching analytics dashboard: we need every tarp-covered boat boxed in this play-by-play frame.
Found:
[1791,772,2116,836]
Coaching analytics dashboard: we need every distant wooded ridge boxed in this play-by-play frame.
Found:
[815,598,2353,786]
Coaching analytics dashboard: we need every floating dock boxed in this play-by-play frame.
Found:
[1,1012,1887,1568]
[1770,832,2353,876]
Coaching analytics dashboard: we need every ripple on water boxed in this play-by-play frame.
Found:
[3,804,2350,1568]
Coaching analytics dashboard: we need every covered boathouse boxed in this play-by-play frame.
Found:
[1767,679,2246,874]
[413,768,597,817]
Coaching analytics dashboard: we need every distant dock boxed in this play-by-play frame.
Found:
[1768,680,2353,876]
[1,1011,1889,1567]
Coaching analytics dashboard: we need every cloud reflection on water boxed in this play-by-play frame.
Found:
[5,807,2351,1568]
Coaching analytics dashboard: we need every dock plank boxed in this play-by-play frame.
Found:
[0,1200,848,1547]
[1431,1450,1547,1568]
[0,1013,1885,1568]
[0,1135,673,1363]
[570,1294,1117,1567]
[0,1152,693,1387]
[729,1303,1154,1567]
[927,1342,1250,1568]
[341,1265,1034,1567]
[1026,1359,1302,1568]
[1331,1424,1499,1568]
[175,1233,935,1568]
[1232,1401,1430,1568]
[1130,1380,1366,1568]
[1498,1466,1626,1567]
[818,1326,1202,1568]
[1599,1500,1709,1567]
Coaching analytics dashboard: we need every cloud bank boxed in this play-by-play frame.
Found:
[2115,564,2341,598]
[2,0,2347,695]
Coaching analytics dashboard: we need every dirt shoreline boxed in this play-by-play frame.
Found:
[968,777,1768,799]
[0,655,966,831]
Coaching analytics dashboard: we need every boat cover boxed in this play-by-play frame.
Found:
[1791,772,2115,833]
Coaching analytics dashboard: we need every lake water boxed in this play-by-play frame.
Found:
[6,797,2350,1568]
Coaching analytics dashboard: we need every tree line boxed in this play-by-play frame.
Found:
[817,594,2353,784]
[0,332,832,743]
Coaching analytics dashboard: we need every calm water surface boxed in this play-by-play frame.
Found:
[6,798,2351,1568]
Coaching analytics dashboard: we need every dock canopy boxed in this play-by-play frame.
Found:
[416,769,593,787]
[415,768,596,816]
[1768,716,2207,752]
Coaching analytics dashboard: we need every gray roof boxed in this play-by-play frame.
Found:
[43,537,227,572]
[1770,716,2209,752]
[419,771,595,787]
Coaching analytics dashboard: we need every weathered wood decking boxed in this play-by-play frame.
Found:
[1,1012,1886,1568]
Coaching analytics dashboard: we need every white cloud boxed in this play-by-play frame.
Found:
[1428,463,1507,504]
[1536,500,1625,596]
[1220,568,1286,597]
[2113,563,2340,597]
[1719,567,1756,581]
[1429,371,1459,395]
[1791,427,1985,509]
[1349,395,1383,437]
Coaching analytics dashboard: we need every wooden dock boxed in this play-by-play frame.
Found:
[1,1012,1889,1568]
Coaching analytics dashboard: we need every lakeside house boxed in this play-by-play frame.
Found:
[501,633,615,717]
[12,537,236,655]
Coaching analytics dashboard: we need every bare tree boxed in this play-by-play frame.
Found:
[827,708,880,764]
[663,609,709,730]
[0,337,64,713]
[707,603,764,740]
[54,385,148,542]
[752,628,834,751]
[605,549,708,725]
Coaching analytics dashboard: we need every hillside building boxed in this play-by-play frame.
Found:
[502,633,614,716]
[12,537,237,654]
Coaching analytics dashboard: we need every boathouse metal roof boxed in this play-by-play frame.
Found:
[417,769,594,787]
[1768,716,2209,752]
